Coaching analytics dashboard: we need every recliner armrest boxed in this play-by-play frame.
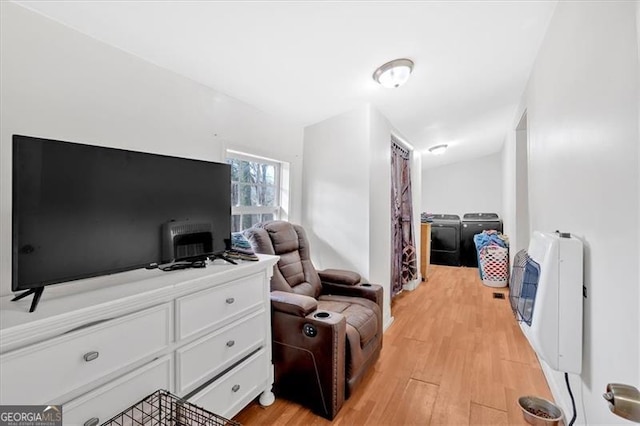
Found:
[271,308,347,420]
[318,269,361,286]
[271,291,318,317]
[321,282,384,309]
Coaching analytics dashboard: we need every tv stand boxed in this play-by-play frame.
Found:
[11,287,44,313]
[0,256,278,423]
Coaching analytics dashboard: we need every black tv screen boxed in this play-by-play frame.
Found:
[12,135,231,291]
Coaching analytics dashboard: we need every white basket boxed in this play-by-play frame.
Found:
[479,245,509,287]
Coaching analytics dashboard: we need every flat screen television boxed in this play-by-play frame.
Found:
[12,135,231,310]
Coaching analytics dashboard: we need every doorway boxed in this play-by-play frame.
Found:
[515,111,530,253]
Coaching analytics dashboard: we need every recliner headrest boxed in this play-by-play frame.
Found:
[255,221,300,255]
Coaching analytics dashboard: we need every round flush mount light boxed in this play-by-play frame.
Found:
[428,144,448,155]
[373,58,414,88]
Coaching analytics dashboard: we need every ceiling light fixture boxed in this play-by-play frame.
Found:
[428,144,448,155]
[373,58,414,88]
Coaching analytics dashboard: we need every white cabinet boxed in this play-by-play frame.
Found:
[175,273,264,341]
[189,348,270,420]
[176,310,266,395]
[0,256,278,425]
[0,303,172,405]
[63,355,174,426]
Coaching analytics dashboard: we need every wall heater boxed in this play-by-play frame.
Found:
[510,231,584,374]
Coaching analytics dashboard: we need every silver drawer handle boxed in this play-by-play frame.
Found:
[83,351,99,362]
[232,384,240,393]
[226,297,235,304]
[226,340,235,347]
[84,418,99,426]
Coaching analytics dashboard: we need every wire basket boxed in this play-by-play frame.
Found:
[509,250,541,326]
[101,389,241,426]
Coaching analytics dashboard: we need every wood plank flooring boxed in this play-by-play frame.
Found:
[234,265,553,425]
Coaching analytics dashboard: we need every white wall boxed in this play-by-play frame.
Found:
[421,152,503,218]
[302,104,422,329]
[301,106,371,275]
[503,1,639,423]
[514,115,531,254]
[368,107,392,319]
[501,124,518,261]
[501,103,530,266]
[637,0,640,390]
[0,2,303,296]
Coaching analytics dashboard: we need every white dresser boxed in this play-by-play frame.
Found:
[0,255,278,425]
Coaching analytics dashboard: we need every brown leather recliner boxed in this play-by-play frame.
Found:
[244,221,383,419]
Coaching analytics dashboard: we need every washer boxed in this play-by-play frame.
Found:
[429,214,461,267]
[461,213,503,267]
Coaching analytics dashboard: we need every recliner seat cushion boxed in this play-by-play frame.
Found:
[318,295,380,347]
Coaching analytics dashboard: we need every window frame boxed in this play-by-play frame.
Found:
[226,150,283,232]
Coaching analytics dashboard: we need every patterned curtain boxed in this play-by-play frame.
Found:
[390,138,417,297]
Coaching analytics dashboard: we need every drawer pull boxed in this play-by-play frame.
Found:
[226,340,235,347]
[83,351,99,362]
[64,318,112,334]
[84,418,99,426]
[232,384,240,393]
[226,297,235,304]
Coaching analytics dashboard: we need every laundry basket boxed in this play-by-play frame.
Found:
[478,245,510,287]
[101,389,240,426]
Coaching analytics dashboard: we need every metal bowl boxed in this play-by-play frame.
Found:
[518,396,563,426]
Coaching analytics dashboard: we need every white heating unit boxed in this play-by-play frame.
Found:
[510,231,584,374]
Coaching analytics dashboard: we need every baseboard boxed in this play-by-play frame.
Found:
[403,277,421,292]
[383,315,395,332]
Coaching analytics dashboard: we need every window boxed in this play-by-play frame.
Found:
[226,151,285,232]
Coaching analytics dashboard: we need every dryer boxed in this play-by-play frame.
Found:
[429,214,461,266]
[461,213,503,267]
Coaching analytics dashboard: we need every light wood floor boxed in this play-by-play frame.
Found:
[234,265,553,425]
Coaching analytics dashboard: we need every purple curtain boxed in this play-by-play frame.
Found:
[390,139,417,297]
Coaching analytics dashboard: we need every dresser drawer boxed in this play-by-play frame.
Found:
[188,348,269,419]
[63,355,173,426]
[176,273,264,341]
[176,310,266,395]
[0,303,172,404]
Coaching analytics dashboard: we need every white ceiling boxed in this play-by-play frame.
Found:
[16,0,557,168]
